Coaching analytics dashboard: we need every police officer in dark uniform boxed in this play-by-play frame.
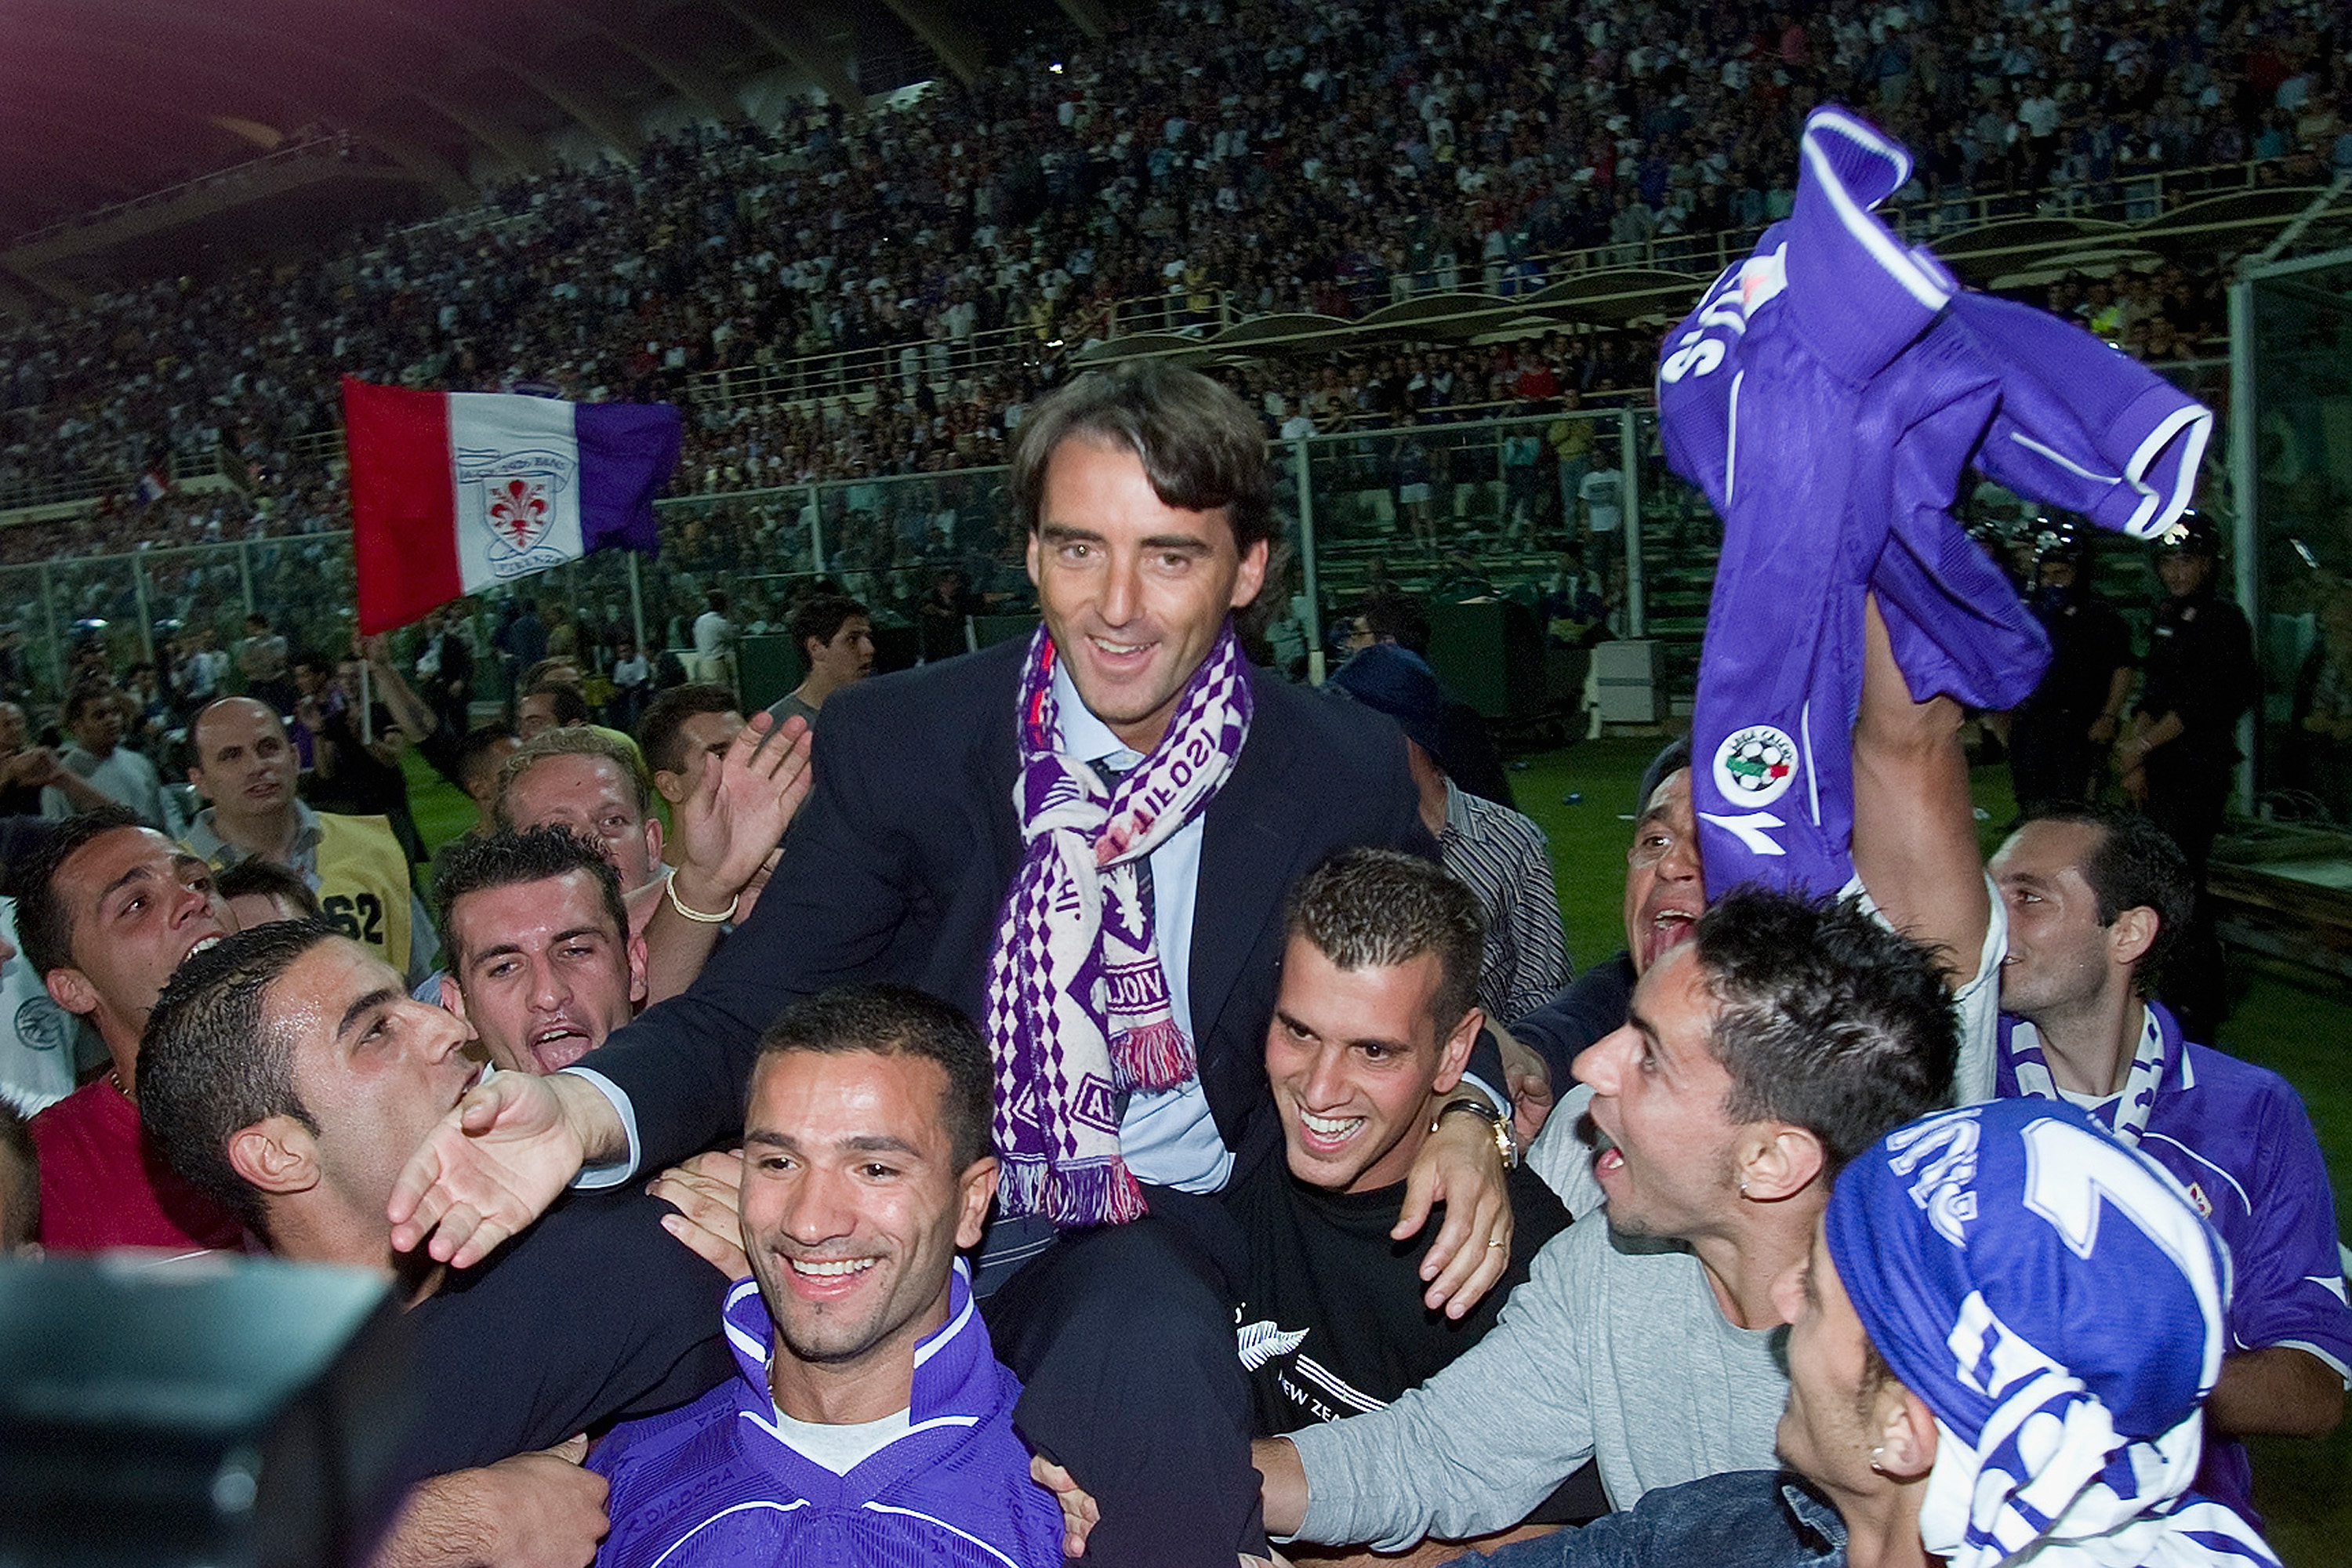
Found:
[2009,520,2135,811]
[2118,513,2256,1034]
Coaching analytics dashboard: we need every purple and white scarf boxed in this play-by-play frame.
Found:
[1996,1000,2177,1146]
[983,624,1254,1227]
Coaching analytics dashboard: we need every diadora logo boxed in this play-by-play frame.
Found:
[1712,724,1799,809]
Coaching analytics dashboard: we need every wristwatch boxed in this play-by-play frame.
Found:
[1433,1095,1517,1171]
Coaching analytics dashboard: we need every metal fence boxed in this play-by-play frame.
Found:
[0,378,2234,722]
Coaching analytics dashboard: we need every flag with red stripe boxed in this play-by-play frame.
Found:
[342,376,681,633]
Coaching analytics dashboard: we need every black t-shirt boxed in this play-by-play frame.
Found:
[1224,1156,1606,1523]
[1224,1156,1572,1435]
[390,1187,734,1488]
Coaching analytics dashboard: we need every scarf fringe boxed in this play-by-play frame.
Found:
[1114,1019,1196,1091]
[1046,1159,1150,1228]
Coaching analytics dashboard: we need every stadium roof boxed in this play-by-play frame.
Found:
[0,0,1087,303]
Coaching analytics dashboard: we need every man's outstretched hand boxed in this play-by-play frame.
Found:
[387,1069,615,1268]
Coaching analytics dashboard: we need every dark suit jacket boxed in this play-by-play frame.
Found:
[583,636,1450,1185]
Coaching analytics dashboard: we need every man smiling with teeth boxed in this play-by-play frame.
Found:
[586,987,1063,1567]
[17,806,248,1253]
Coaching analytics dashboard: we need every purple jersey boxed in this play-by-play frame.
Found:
[1659,106,2212,897]
[1998,1003,2352,1521]
[587,1260,1063,1567]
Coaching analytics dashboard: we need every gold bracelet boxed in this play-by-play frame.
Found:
[664,874,737,925]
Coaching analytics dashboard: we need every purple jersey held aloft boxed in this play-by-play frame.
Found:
[1996,1002,2352,1523]
[586,1260,1064,1568]
[1658,106,2212,898]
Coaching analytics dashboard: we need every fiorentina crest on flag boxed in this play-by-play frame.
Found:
[458,446,577,580]
[342,376,679,633]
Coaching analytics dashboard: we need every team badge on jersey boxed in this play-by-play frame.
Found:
[1714,724,1799,809]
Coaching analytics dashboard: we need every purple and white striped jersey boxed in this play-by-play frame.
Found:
[1658,105,2212,897]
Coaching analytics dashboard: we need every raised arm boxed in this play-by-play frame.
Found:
[1850,594,1990,984]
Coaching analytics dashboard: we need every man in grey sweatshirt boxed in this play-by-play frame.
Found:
[1253,604,2005,1552]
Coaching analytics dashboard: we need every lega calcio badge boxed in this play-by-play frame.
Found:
[1712,724,1800,810]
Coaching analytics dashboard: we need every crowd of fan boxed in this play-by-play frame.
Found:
[1,0,2346,565]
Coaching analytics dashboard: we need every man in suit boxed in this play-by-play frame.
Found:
[385,364,1518,1567]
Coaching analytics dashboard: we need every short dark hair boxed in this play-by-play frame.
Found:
[0,1102,37,1249]
[454,724,519,792]
[292,649,335,680]
[520,681,590,728]
[214,858,322,920]
[139,918,339,1241]
[2018,803,2193,993]
[1284,848,1485,1033]
[1688,887,1958,1175]
[63,682,118,726]
[640,684,741,778]
[496,728,654,826]
[15,804,145,979]
[1010,363,1276,554]
[788,595,870,660]
[753,986,993,1172]
[521,658,581,691]
[435,827,628,973]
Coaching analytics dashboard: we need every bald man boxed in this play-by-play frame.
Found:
[182,696,437,988]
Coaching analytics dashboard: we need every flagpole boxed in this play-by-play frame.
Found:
[626,554,649,666]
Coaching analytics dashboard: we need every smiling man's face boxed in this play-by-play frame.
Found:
[44,826,234,1058]
[1025,436,1267,755]
[740,1047,994,1382]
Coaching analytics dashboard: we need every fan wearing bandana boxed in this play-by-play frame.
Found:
[1987,803,2350,1519]
[379,362,1520,1568]
[1465,1098,2283,1568]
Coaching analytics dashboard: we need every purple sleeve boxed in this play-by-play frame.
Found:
[1948,294,2212,541]
[2227,1081,2352,1380]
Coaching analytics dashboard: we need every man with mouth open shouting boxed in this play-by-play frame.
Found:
[384,362,1519,1568]
[139,920,733,1568]
[435,827,647,1076]
[18,807,250,1253]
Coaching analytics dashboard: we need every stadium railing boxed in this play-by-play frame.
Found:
[0,383,2226,721]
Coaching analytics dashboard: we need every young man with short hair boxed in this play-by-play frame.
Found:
[1460,1098,2281,1568]
[496,723,807,1006]
[18,808,246,1253]
[1254,887,1963,1550]
[136,920,733,1566]
[639,684,743,809]
[767,594,875,733]
[1989,803,2350,1514]
[1227,848,1597,1523]
[588,986,1062,1566]
[437,827,646,1076]
[42,681,165,827]
[181,695,437,989]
